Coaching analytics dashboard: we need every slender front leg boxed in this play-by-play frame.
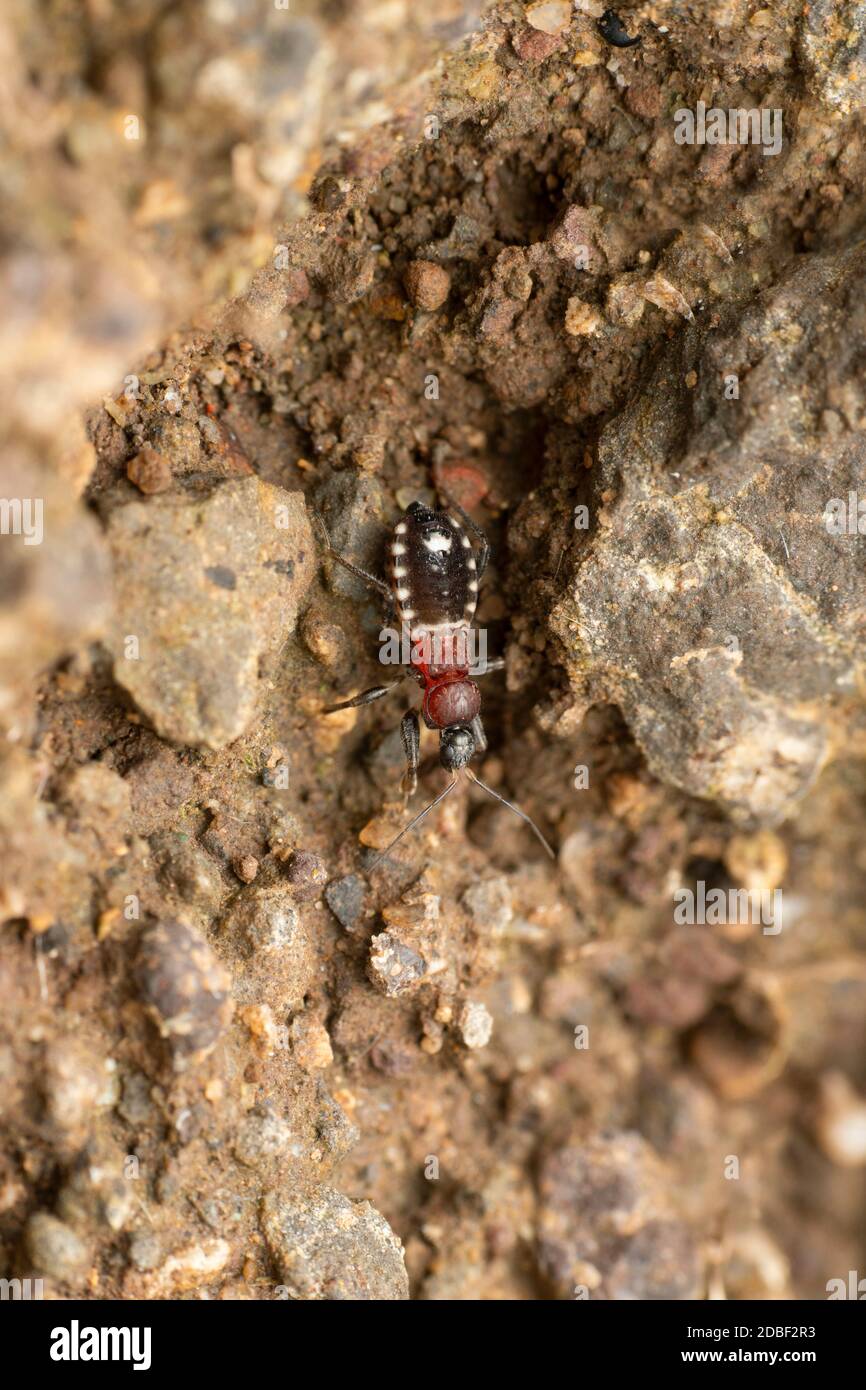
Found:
[313,510,393,603]
[325,680,402,713]
[469,655,505,677]
[441,490,490,582]
[470,713,488,753]
[400,709,420,798]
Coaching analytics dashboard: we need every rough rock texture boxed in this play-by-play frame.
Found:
[219,883,316,1011]
[798,1,866,114]
[107,479,313,748]
[551,244,866,822]
[2,0,866,1306]
[262,1186,409,1300]
[367,931,429,997]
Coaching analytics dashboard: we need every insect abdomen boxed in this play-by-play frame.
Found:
[389,504,478,627]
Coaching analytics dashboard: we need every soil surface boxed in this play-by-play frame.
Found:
[2,0,866,1300]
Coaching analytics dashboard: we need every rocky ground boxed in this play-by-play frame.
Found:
[1,0,866,1300]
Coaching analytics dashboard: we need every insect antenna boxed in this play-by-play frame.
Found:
[367,779,459,872]
[465,768,556,859]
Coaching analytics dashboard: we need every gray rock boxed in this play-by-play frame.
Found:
[234,1107,296,1173]
[117,1069,157,1128]
[220,884,315,1011]
[324,874,365,931]
[262,1186,409,1300]
[234,888,303,955]
[25,1212,90,1283]
[313,472,387,607]
[151,832,227,915]
[128,1232,162,1272]
[107,478,314,749]
[136,919,234,1067]
[57,1139,136,1233]
[798,1,866,115]
[282,850,327,901]
[314,1083,360,1163]
[551,244,866,823]
[461,876,513,934]
[367,931,428,997]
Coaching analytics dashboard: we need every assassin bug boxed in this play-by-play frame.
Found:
[318,498,555,867]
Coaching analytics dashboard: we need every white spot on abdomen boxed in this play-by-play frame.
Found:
[423,531,453,553]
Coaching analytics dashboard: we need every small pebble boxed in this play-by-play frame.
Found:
[404,260,451,312]
[301,612,345,667]
[314,1084,360,1162]
[234,854,259,883]
[513,26,562,63]
[368,932,428,997]
[458,1000,494,1050]
[136,919,234,1067]
[283,850,327,901]
[242,1003,280,1055]
[233,1107,294,1172]
[282,266,310,307]
[370,1040,416,1075]
[565,297,602,337]
[431,458,488,511]
[324,874,365,931]
[462,877,513,935]
[42,1038,106,1139]
[643,275,695,323]
[126,446,172,494]
[129,1231,162,1272]
[290,1015,334,1071]
[26,1212,90,1282]
[262,1186,408,1300]
[525,0,571,35]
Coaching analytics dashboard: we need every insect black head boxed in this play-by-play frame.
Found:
[439,725,475,772]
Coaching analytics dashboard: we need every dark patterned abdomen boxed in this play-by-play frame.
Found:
[389,503,478,627]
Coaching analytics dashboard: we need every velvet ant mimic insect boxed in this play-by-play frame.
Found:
[317,497,556,868]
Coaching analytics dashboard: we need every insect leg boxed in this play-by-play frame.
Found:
[469,656,505,677]
[400,708,420,798]
[469,713,488,753]
[439,490,490,582]
[313,510,393,603]
[324,680,403,713]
